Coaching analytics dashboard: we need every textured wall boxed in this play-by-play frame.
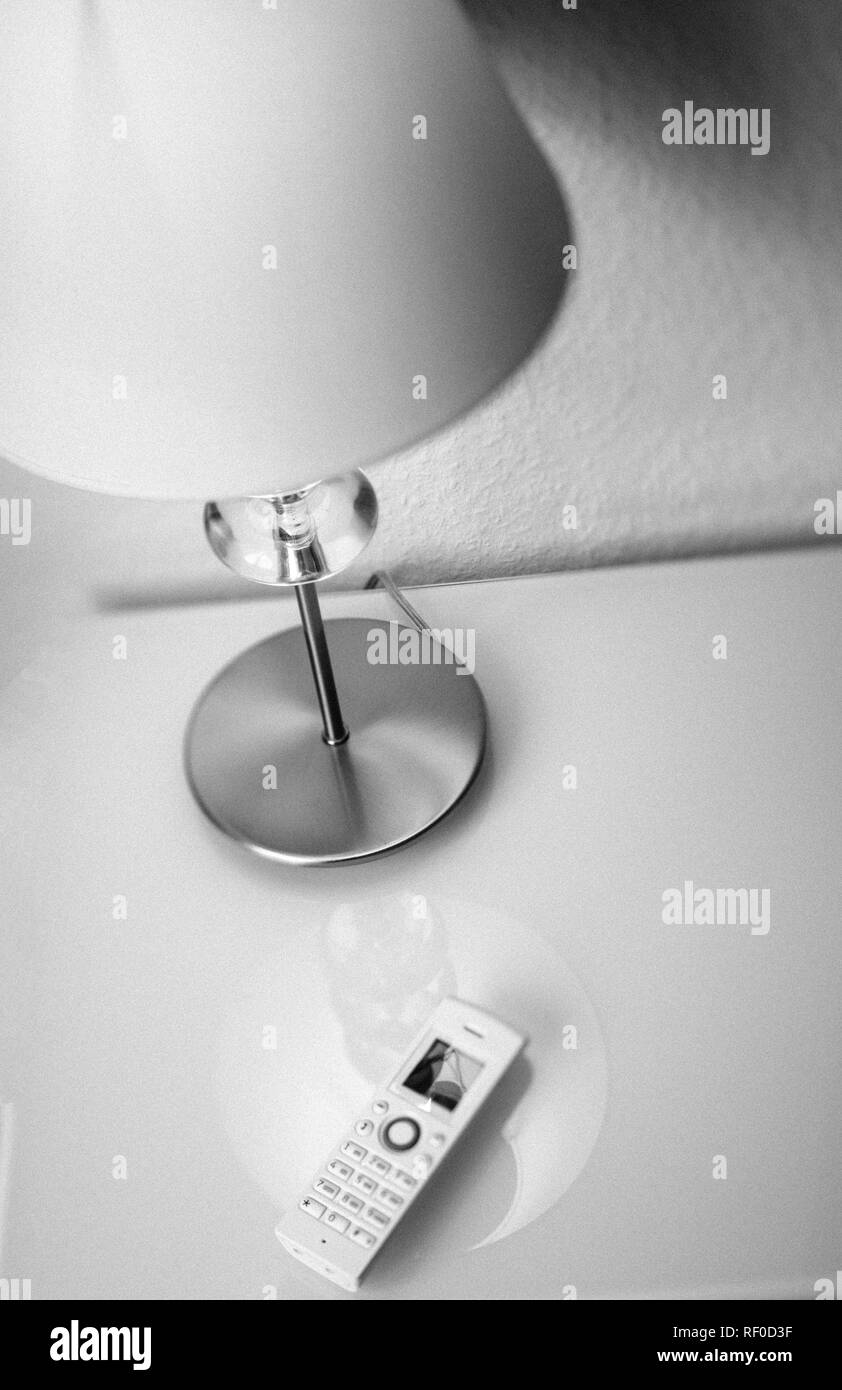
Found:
[373,0,842,582]
[2,0,841,652]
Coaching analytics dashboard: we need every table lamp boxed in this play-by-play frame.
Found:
[0,0,568,863]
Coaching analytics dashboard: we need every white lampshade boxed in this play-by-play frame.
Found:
[0,0,567,500]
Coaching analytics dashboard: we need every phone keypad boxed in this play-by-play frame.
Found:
[297,1117,432,1252]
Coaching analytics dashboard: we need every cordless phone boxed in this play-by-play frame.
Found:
[275,997,526,1291]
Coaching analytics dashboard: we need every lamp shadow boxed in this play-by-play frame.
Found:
[464,0,842,210]
[465,0,802,108]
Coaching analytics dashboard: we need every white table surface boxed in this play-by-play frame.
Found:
[1,549,840,1300]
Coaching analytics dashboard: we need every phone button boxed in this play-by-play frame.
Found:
[349,1226,376,1249]
[372,1099,389,1116]
[338,1191,365,1214]
[324,1211,350,1234]
[300,1197,326,1219]
[430,1133,446,1149]
[314,1178,340,1201]
[392,1170,417,1191]
[354,1119,374,1137]
[382,1117,421,1152]
[328,1160,354,1182]
[352,1172,378,1195]
[411,1154,433,1178]
[342,1142,367,1163]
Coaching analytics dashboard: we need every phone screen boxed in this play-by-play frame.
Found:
[402,1037,484,1112]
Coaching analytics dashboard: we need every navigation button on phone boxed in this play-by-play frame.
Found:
[382,1116,421,1152]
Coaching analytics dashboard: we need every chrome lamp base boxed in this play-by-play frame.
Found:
[184,615,486,865]
[185,470,486,864]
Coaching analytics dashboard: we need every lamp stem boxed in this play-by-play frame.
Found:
[295,583,349,747]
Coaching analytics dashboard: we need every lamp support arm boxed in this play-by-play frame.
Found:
[295,583,349,747]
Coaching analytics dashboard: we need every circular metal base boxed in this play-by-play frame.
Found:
[184,618,486,864]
